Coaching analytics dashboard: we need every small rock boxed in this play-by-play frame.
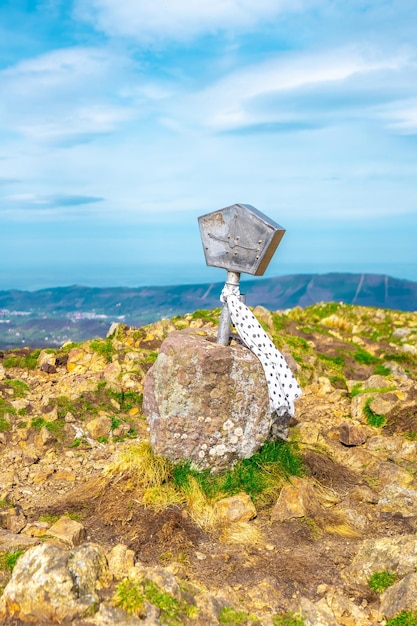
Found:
[271,477,320,522]
[0,529,40,551]
[380,572,417,619]
[3,506,26,533]
[339,423,367,446]
[78,602,143,625]
[107,544,135,580]
[37,350,57,369]
[378,484,417,517]
[299,596,338,626]
[21,522,50,537]
[107,322,121,337]
[48,516,87,547]
[35,426,56,448]
[215,493,257,523]
[378,462,415,489]
[402,343,417,355]
[369,394,398,416]
[86,416,112,440]
[342,535,417,586]
[40,362,57,374]
[392,327,412,339]
[349,485,378,504]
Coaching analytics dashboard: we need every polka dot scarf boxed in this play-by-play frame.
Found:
[221,284,302,418]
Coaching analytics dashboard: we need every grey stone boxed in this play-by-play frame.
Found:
[0,542,109,623]
[380,572,417,619]
[143,329,275,472]
[378,484,417,517]
[342,536,417,586]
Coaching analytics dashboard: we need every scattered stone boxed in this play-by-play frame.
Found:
[48,516,87,547]
[0,505,26,533]
[214,493,257,523]
[392,328,412,339]
[369,394,398,416]
[378,484,417,517]
[86,416,112,440]
[378,462,415,489]
[271,477,320,522]
[0,529,40,551]
[40,362,57,374]
[298,595,339,626]
[380,572,417,619]
[0,542,109,623]
[107,544,135,580]
[342,536,417,586]
[36,350,56,371]
[21,521,50,537]
[339,423,367,446]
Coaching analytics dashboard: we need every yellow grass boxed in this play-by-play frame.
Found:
[104,441,173,489]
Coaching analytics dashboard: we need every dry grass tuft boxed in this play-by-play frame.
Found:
[322,521,361,538]
[182,477,218,530]
[143,484,186,511]
[104,441,173,489]
[219,521,263,545]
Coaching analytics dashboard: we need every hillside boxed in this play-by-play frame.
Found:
[1,302,417,624]
[1,272,416,350]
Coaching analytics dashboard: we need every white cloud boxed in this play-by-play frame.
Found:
[381,100,417,134]
[0,47,139,143]
[182,47,411,132]
[74,0,311,42]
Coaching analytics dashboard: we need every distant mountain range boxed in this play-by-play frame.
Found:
[1,273,416,350]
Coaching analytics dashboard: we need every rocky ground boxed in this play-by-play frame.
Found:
[0,302,417,625]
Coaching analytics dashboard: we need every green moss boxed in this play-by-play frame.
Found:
[349,384,396,398]
[56,395,76,418]
[0,550,25,573]
[368,571,397,593]
[172,439,304,504]
[3,349,41,369]
[90,338,115,363]
[353,348,379,365]
[191,309,220,324]
[0,416,11,432]
[2,379,30,398]
[387,612,417,626]
[273,613,306,626]
[219,606,253,624]
[30,416,66,438]
[363,398,386,428]
[317,353,345,367]
[39,513,59,524]
[113,578,197,625]
[373,364,391,376]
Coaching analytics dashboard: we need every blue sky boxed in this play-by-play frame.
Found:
[1,0,416,291]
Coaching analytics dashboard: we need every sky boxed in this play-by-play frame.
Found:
[1,0,417,291]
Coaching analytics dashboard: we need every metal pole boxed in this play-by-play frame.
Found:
[217,270,241,345]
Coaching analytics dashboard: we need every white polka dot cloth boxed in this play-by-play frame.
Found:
[221,284,302,418]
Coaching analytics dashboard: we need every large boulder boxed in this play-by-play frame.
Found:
[143,329,275,472]
[0,542,110,623]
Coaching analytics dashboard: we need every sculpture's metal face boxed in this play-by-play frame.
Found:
[198,204,285,276]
